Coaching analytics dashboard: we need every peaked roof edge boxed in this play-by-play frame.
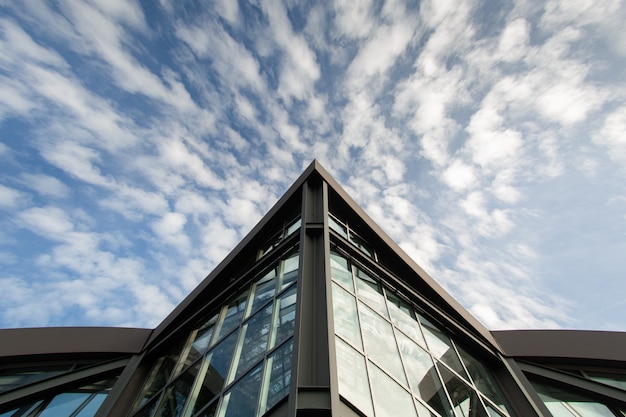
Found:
[149,160,498,350]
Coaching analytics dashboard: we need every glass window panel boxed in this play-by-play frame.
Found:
[484,402,506,417]
[0,365,73,393]
[355,268,388,318]
[134,397,159,417]
[420,316,469,380]
[387,292,426,346]
[182,314,220,371]
[369,362,418,417]
[415,399,440,417]
[330,250,354,291]
[437,364,489,417]
[456,346,508,413]
[154,363,200,417]
[396,331,454,417]
[349,231,374,258]
[586,371,626,391]
[135,341,185,409]
[331,283,363,349]
[261,339,293,413]
[192,330,240,415]
[285,218,301,237]
[196,401,218,417]
[75,393,107,417]
[335,337,374,417]
[234,303,273,379]
[532,380,616,417]
[0,401,43,417]
[218,363,264,417]
[273,285,297,347]
[249,270,277,315]
[329,216,348,239]
[38,393,92,417]
[280,253,299,290]
[217,290,249,340]
[359,302,406,384]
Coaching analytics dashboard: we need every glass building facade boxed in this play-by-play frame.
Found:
[1,161,626,417]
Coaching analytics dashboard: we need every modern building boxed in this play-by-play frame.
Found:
[1,161,626,417]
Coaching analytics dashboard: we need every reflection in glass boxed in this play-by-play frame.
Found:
[336,337,374,417]
[420,316,469,380]
[192,331,239,415]
[273,285,297,347]
[349,231,374,258]
[135,341,185,408]
[0,365,73,393]
[38,393,94,417]
[396,331,454,417]
[437,364,488,417]
[233,303,273,379]
[359,303,406,384]
[261,339,293,413]
[249,270,277,315]
[182,314,219,371]
[154,364,199,417]
[456,346,507,412]
[332,283,363,349]
[217,291,249,340]
[330,250,354,291]
[386,292,425,346]
[329,216,348,239]
[355,268,388,318]
[585,371,626,391]
[369,362,417,417]
[532,379,616,417]
[219,364,264,417]
[280,253,299,289]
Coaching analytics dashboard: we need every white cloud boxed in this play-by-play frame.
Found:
[441,160,477,191]
[20,174,70,198]
[593,106,626,163]
[0,184,28,208]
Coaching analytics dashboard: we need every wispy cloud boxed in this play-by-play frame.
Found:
[0,0,625,331]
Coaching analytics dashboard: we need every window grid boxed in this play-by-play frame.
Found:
[329,214,376,261]
[330,249,511,417]
[132,249,299,417]
[257,217,301,260]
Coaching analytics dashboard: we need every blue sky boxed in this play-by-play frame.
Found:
[0,0,625,331]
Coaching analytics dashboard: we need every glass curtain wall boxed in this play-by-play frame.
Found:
[330,249,511,417]
[131,249,299,417]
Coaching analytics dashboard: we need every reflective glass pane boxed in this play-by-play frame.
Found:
[330,250,354,291]
[532,380,615,417]
[396,331,454,417]
[196,401,218,417]
[335,337,374,417]
[38,393,92,417]
[456,346,508,413]
[280,253,299,289]
[249,270,277,315]
[154,364,200,417]
[285,218,301,237]
[349,231,374,258]
[0,401,42,417]
[273,285,297,346]
[183,314,219,369]
[135,397,159,417]
[218,363,264,417]
[332,283,363,349]
[261,339,293,413]
[329,216,348,239]
[387,292,426,346]
[359,302,406,384]
[437,364,488,417]
[135,341,185,408]
[355,268,388,318]
[586,371,626,391]
[75,393,107,417]
[369,362,418,417]
[234,303,273,379]
[420,316,468,380]
[0,365,72,393]
[193,330,239,415]
[217,291,249,340]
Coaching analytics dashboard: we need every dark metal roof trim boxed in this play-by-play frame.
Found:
[0,327,151,358]
[493,329,626,362]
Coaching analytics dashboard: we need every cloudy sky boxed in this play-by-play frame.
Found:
[1,0,625,332]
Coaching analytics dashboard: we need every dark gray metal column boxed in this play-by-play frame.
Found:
[497,356,550,417]
[289,175,335,417]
